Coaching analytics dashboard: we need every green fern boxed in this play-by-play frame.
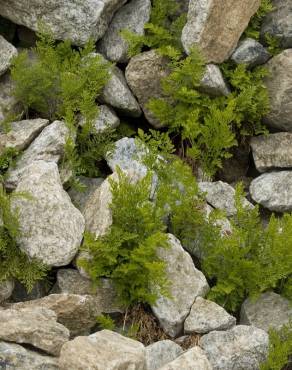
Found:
[244,0,275,40]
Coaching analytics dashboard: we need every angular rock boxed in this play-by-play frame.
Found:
[59,330,146,370]
[0,341,59,370]
[184,297,236,334]
[250,171,292,212]
[0,73,19,124]
[181,0,261,63]
[0,35,17,76]
[251,132,292,172]
[5,120,69,189]
[79,105,120,133]
[200,325,269,370]
[98,0,151,63]
[146,340,183,370]
[11,161,85,267]
[0,307,69,355]
[0,0,127,46]
[240,291,292,332]
[199,181,254,217]
[159,346,212,370]
[0,279,14,302]
[11,280,50,303]
[231,38,270,68]
[200,64,230,96]
[0,118,49,153]
[264,49,292,131]
[151,234,209,338]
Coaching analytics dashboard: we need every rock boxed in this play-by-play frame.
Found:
[5,120,69,190]
[151,234,209,338]
[158,346,212,370]
[145,340,183,370]
[200,64,230,96]
[0,35,17,76]
[251,132,292,172]
[264,50,292,132]
[11,280,50,303]
[68,177,104,212]
[181,0,261,63]
[0,279,14,302]
[240,291,292,332]
[250,171,292,212]
[59,329,146,370]
[0,307,69,355]
[11,161,85,267]
[0,0,127,46]
[125,50,170,128]
[98,0,151,63]
[0,341,59,369]
[0,118,49,153]
[0,73,19,124]
[184,297,236,334]
[199,181,254,217]
[200,325,269,370]
[79,105,120,133]
[231,38,270,68]
[261,0,292,49]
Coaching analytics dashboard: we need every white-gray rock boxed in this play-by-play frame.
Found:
[231,38,270,68]
[200,64,230,96]
[184,297,236,334]
[79,105,120,133]
[59,330,146,370]
[240,291,292,332]
[0,0,127,46]
[0,307,69,355]
[0,73,19,124]
[151,234,210,338]
[146,340,183,370]
[0,279,14,302]
[200,325,269,370]
[0,35,17,76]
[98,0,151,63]
[250,171,292,212]
[11,161,85,267]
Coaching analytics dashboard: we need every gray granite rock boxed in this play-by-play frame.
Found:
[145,340,183,370]
[0,35,17,76]
[11,280,50,303]
[79,105,120,133]
[0,280,14,302]
[0,73,19,125]
[231,38,270,67]
[200,64,230,96]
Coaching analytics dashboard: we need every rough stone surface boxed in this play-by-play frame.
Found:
[59,330,146,370]
[11,161,85,267]
[264,49,292,132]
[79,105,120,133]
[68,177,104,212]
[0,73,19,124]
[181,0,261,63]
[250,171,292,212]
[11,280,50,303]
[159,346,212,370]
[240,291,292,332]
[0,118,49,153]
[98,0,151,63]
[0,341,59,369]
[231,38,270,67]
[0,307,69,355]
[184,297,236,334]
[199,181,254,216]
[0,0,127,46]
[0,35,17,76]
[200,64,230,96]
[0,280,14,303]
[5,120,69,190]
[145,340,183,370]
[200,325,269,370]
[151,234,210,338]
[251,132,292,172]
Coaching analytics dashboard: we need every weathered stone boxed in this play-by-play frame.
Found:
[11,161,85,267]
[79,105,120,133]
[0,35,17,76]
[0,0,127,46]
[251,132,292,172]
[231,38,270,68]
[0,307,69,355]
[240,291,292,332]
[199,181,254,217]
[151,234,209,338]
[0,118,49,153]
[184,297,236,334]
[250,171,292,212]
[264,49,292,131]
[59,330,146,370]
[181,0,261,63]
[0,73,19,125]
[98,0,151,63]
[200,64,230,96]
[0,280,14,302]
[68,177,104,212]
[159,346,212,370]
[200,325,269,370]
[0,341,59,369]
[11,280,50,303]
[146,340,183,370]
[5,120,69,190]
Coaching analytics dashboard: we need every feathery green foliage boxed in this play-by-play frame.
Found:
[244,0,275,40]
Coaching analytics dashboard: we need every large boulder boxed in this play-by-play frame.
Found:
[11,161,85,267]
[0,0,127,46]
[231,38,270,68]
[0,35,17,76]
[145,340,183,370]
[181,0,261,63]
[79,105,120,133]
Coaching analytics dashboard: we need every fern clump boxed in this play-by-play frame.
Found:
[244,0,275,40]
